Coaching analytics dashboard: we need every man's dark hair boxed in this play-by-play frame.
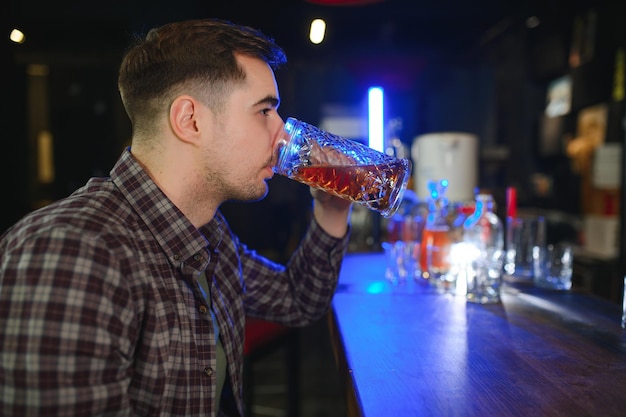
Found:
[118,18,287,137]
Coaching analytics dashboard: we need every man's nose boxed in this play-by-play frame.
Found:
[273,115,287,145]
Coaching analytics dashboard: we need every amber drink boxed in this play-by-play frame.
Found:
[274,118,411,218]
[419,227,451,277]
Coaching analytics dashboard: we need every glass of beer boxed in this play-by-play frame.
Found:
[274,117,411,218]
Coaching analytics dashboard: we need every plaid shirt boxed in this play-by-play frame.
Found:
[0,148,349,416]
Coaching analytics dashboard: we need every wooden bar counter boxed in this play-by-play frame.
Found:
[329,253,626,417]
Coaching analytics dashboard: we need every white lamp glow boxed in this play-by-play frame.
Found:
[9,28,26,44]
[309,19,326,44]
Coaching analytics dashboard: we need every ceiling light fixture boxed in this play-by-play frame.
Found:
[309,19,326,44]
[9,28,26,44]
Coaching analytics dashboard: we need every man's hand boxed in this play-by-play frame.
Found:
[310,187,352,238]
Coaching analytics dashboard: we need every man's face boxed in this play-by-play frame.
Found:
[200,54,285,203]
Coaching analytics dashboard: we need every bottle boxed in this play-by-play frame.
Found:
[462,194,504,303]
[419,179,452,282]
[449,201,475,244]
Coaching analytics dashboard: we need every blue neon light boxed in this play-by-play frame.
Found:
[368,87,384,152]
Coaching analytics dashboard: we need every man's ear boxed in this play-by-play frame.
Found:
[170,95,202,144]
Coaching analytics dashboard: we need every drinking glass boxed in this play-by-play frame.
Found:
[274,117,412,218]
[465,248,504,304]
[504,215,546,281]
[382,241,420,283]
[534,243,573,291]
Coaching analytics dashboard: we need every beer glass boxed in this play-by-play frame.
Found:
[274,117,411,218]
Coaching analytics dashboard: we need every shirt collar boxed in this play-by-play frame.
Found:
[110,147,219,269]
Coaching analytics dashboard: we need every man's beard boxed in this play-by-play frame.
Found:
[205,163,269,204]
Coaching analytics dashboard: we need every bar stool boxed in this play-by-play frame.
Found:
[243,317,300,416]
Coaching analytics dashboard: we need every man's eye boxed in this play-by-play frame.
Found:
[261,108,272,116]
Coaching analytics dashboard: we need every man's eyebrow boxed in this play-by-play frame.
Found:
[254,95,280,108]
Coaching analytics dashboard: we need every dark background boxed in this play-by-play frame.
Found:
[2,0,625,262]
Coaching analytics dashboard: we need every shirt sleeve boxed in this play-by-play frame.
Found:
[240,217,350,325]
[0,227,137,416]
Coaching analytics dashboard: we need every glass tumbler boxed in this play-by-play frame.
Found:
[504,215,546,281]
[534,243,573,291]
[274,117,412,218]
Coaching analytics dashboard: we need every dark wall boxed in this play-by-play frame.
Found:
[0,44,29,234]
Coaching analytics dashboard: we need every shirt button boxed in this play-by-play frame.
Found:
[198,305,208,315]
[203,367,213,377]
